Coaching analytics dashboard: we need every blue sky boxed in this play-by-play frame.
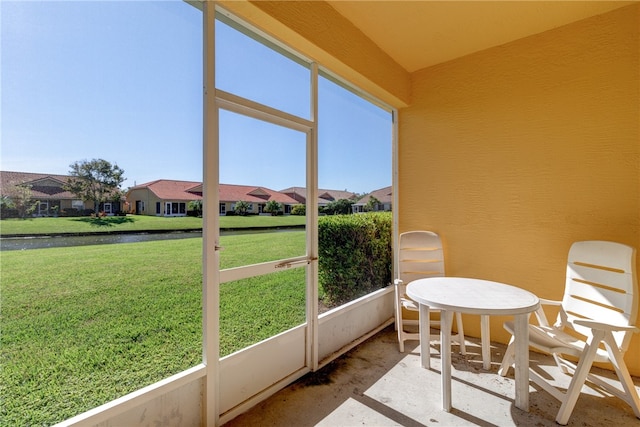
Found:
[1,0,392,194]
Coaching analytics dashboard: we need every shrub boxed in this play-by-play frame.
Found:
[320,198,354,215]
[0,208,20,219]
[291,204,305,215]
[60,208,80,217]
[318,212,392,305]
[264,200,281,216]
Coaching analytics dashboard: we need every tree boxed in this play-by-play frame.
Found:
[364,196,381,212]
[322,198,354,215]
[64,159,125,215]
[188,200,203,217]
[264,200,282,216]
[234,200,250,216]
[3,182,38,219]
[0,195,12,210]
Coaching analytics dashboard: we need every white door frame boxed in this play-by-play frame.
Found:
[202,5,320,424]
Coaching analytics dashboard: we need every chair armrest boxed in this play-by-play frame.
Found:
[539,298,562,306]
[574,319,640,334]
[533,299,561,327]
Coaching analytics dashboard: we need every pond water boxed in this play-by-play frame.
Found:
[0,228,302,251]
[0,231,203,251]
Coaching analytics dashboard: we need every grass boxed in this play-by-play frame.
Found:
[1,231,306,426]
[0,214,306,236]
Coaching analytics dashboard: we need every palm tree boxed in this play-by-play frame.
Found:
[234,200,250,216]
[264,200,282,216]
[188,200,203,217]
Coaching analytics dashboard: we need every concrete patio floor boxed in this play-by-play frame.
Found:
[223,326,640,426]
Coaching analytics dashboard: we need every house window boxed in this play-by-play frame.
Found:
[38,201,48,216]
[219,203,226,214]
[71,200,83,210]
[164,202,187,216]
[169,202,186,215]
[156,202,161,215]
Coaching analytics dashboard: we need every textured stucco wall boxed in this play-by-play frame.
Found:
[399,5,640,373]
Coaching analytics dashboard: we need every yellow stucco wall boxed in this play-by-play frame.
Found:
[399,5,640,374]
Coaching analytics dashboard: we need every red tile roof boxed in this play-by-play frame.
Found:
[2,172,354,207]
[0,171,78,200]
[354,186,393,205]
[220,184,298,204]
[128,179,202,201]
[127,180,299,204]
[280,186,357,205]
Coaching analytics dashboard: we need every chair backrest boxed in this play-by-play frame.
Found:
[560,240,638,351]
[397,231,445,286]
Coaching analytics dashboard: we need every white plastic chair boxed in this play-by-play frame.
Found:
[394,231,466,354]
[499,240,640,425]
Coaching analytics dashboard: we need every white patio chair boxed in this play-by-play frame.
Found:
[499,240,640,425]
[394,231,466,354]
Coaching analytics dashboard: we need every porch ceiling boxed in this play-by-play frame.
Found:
[326,1,635,72]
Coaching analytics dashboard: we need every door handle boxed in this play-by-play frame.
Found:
[275,256,317,269]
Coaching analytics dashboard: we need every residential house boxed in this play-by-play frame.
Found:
[352,186,392,213]
[280,186,357,209]
[217,183,299,215]
[0,170,122,216]
[126,179,202,216]
[125,180,299,216]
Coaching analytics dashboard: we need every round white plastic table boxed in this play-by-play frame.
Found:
[406,277,540,412]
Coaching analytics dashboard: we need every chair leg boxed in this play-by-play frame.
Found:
[455,312,466,355]
[555,331,602,425]
[397,320,405,352]
[395,294,404,352]
[498,336,515,377]
[602,332,640,417]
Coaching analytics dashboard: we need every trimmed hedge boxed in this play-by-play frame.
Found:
[318,212,392,305]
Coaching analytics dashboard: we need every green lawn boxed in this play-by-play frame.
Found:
[0,214,306,236]
[1,231,306,426]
